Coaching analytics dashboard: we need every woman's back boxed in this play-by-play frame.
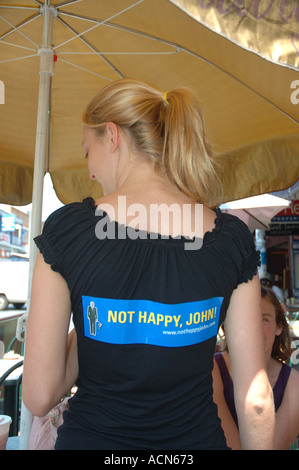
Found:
[34,198,259,449]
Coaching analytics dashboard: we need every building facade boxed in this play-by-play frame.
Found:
[267,199,299,301]
[0,205,29,260]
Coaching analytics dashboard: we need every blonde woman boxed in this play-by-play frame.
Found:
[23,79,274,450]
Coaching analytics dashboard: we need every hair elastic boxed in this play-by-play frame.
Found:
[163,92,169,105]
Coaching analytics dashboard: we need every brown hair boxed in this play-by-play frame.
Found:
[219,287,293,362]
[82,78,221,206]
[261,286,293,362]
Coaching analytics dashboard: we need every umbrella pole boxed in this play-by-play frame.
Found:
[18,4,55,451]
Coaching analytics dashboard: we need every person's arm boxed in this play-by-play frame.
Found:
[212,359,242,449]
[22,252,79,417]
[224,274,275,450]
[274,368,299,449]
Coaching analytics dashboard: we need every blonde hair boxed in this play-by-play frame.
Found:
[83,78,221,205]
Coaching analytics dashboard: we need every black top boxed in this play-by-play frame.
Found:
[34,198,260,450]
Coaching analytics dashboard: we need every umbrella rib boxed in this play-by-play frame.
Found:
[56,14,177,57]
[55,0,84,7]
[0,54,38,64]
[0,40,36,53]
[55,15,124,78]
[0,12,41,48]
[55,0,145,50]
[0,6,39,10]
[54,18,106,50]
[58,10,185,54]
[243,209,268,230]
[57,56,115,81]
[57,51,178,55]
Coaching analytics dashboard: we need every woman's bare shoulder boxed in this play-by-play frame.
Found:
[289,365,299,386]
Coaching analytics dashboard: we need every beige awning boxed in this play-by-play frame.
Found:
[0,0,298,207]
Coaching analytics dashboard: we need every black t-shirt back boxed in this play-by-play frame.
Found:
[34,198,260,450]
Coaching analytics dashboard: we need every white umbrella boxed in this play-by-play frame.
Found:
[220,194,291,231]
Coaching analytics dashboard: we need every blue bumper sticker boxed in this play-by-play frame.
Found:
[82,296,223,347]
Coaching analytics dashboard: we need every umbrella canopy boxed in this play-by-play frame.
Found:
[220,193,291,231]
[0,0,298,210]
[272,178,299,200]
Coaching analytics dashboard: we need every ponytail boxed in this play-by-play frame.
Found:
[83,79,221,206]
[162,88,221,205]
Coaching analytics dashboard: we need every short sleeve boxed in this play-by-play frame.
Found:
[34,206,68,276]
[33,201,92,277]
[220,212,261,287]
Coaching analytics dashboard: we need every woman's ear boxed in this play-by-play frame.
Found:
[275,323,283,337]
[105,122,119,152]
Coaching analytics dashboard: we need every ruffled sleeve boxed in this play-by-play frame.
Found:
[34,206,69,277]
[219,211,261,287]
[34,201,93,278]
[34,228,63,275]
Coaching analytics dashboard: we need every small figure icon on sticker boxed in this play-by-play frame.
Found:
[87,301,102,336]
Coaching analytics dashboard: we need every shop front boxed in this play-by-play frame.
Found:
[267,200,299,302]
